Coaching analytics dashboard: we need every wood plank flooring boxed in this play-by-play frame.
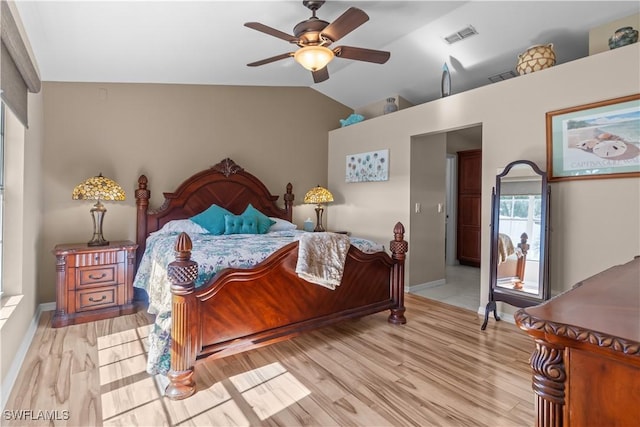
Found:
[4,295,535,426]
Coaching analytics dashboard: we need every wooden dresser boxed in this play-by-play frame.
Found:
[52,241,138,328]
[515,257,640,427]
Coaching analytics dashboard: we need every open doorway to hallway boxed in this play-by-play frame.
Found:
[411,125,482,312]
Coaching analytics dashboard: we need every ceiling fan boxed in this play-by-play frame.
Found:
[244,0,390,83]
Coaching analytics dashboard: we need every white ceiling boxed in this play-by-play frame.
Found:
[15,1,640,110]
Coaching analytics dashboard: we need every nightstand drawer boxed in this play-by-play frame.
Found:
[74,250,123,267]
[78,265,119,287]
[76,286,118,311]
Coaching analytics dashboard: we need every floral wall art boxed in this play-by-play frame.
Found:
[346,149,389,183]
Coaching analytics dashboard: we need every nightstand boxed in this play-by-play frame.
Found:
[52,240,138,328]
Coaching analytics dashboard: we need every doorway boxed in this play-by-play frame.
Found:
[412,125,482,312]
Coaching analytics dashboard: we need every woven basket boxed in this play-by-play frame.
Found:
[516,44,556,75]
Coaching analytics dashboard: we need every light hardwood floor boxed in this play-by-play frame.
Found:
[4,295,535,426]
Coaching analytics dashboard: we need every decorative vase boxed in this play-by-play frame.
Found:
[516,44,556,75]
[303,218,314,232]
[383,97,398,114]
[441,62,451,97]
[608,26,639,49]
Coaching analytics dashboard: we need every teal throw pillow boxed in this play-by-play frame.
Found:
[190,204,232,235]
[224,214,259,235]
[242,204,275,234]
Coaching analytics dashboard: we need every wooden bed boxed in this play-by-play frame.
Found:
[134,158,408,400]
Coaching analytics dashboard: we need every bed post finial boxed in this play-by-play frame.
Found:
[166,232,199,400]
[135,175,151,268]
[284,183,294,222]
[389,222,408,324]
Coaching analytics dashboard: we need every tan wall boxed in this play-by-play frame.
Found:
[328,44,640,307]
[409,133,446,286]
[1,91,44,398]
[39,83,351,303]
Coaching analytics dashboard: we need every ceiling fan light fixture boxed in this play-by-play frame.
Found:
[294,46,334,71]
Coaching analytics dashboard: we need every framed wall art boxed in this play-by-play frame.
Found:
[546,94,640,182]
[346,149,389,183]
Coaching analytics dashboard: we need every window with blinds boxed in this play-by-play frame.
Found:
[0,103,4,296]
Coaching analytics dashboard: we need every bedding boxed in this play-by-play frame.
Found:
[150,219,208,236]
[268,217,298,231]
[134,228,385,375]
[295,232,351,290]
[497,233,517,264]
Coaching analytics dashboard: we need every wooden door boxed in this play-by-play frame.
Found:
[457,149,481,267]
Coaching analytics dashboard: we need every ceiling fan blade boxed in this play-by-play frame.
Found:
[321,7,369,43]
[244,22,298,43]
[334,46,390,64]
[312,67,329,83]
[247,53,294,67]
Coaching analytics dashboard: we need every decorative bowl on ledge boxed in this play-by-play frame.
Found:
[609,26,639,49]
[516,43,556,75]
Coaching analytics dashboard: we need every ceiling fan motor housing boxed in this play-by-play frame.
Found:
[294,18,330,45]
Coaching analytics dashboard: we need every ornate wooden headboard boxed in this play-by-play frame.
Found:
[134,158,294,268]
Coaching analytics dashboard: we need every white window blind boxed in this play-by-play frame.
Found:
[0,0,41,127]
[0,103,4,295]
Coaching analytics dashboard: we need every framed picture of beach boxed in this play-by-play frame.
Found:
[546,94,640,182]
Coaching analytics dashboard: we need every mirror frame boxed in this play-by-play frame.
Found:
[481,160,550,330]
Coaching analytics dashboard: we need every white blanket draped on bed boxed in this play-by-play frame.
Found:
[295,232,351,289]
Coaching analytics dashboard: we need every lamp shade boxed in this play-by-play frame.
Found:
[304,186,334,205]
[72,174,126,201]
[294,46,334,71]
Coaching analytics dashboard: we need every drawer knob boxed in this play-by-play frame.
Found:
[94,255,100,261]
[89,273,107,280]
[88,295,107,303]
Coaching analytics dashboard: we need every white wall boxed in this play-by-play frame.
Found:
[328,44,640,308]
[1,91,44,407]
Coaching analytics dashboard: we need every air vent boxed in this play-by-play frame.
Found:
[444,25,478,44]
[488,70,517,83]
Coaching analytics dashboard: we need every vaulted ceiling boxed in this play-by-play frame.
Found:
[16,1,640,109]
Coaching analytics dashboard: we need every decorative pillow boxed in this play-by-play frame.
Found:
[268,217,297,232]
[151,219,208,235]
[241,204,275,234]
[224,214,259,235]
[190,204,233,235]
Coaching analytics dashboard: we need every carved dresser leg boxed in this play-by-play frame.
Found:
[530,340,566,427]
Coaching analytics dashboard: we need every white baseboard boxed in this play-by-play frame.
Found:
[1,302,54,411]
[408,279,446,293]
[476,305,515,325]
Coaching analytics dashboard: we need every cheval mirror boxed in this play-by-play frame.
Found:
[481,160,550,330]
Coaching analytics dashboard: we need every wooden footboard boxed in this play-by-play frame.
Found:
[165,223,408,400]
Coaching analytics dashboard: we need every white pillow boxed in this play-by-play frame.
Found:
[268,217,297,232]
[152,219,208,235]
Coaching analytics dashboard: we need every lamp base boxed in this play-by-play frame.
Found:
[314,206,325,232]
[88,236,109,247]
[88,200,109,246]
